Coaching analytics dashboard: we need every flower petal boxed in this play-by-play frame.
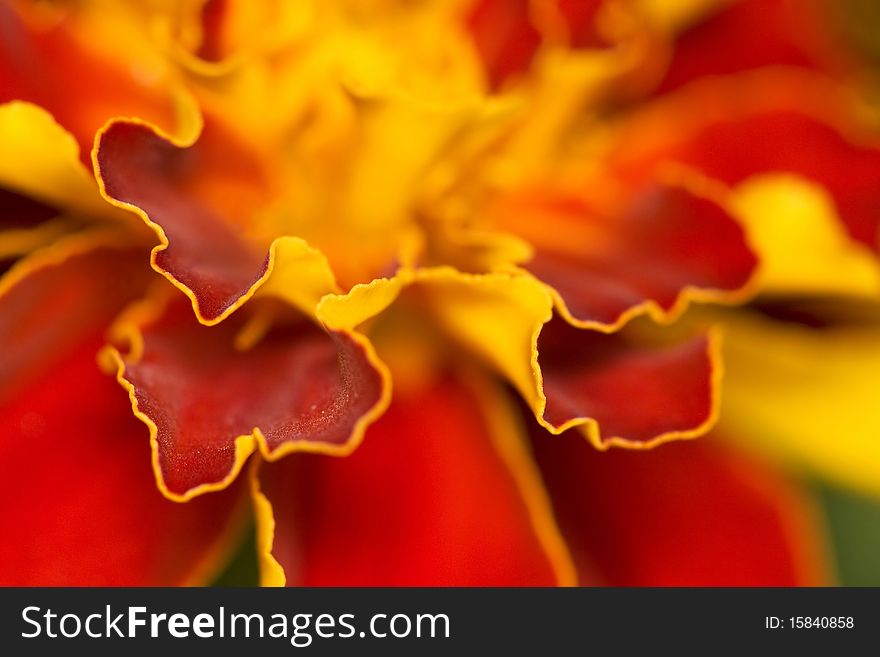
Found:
[612,70,880,249]
[466,0,541,89]
[718,307,880,498]
[731,174,880,297]
[104,296,389,501]
[252,375,574,586]
[531,430,831,585]
[654,0,848,95]
[320,267,720,447]
[0,231,151,404]
[0,331,246,586]
[491,180,758,329]
[0,1,182,154]
[0,102,120,218]
[94,118,275,323]
[537,315,722,447]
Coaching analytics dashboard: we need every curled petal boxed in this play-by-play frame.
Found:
[104,296,389,501]
[537,316,722,448]
[95,118,274,323]
[532,430,831,585]
[316,267,553,412]
[491,180,758,330]
[0,332,246,586]
[319,267,719,448]
[252,375,574,586]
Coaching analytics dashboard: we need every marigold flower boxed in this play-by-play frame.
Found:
[1,0,878,586]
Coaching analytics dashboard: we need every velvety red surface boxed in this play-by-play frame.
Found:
[121,301,385,497]
[539,317,715,443]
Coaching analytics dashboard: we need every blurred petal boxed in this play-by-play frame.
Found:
[0,231,150,404]
[731,174,880,297]
[0,332,246,586]
[0,187,69,259]
[466,0,541,89]
[0,1,181,154]
[252,375,574,586]
[611,70,880,249]
[0,102,116,218]
[654,0,850,95]
[718,309,880,498]
[104,296,389,501]
[532,430,831,585]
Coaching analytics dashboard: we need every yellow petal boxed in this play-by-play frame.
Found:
[719,309,880,498]
[731,174,880,298]
[319,266,552,399]
[257,237,341,318]
[0,102,109,217]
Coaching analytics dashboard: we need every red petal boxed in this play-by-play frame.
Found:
[538,316,720,446]
[672,112,880,248]
[495,182,757,328]
[0,332,245,585]
[554,0,609,49]
[532,431,830,585]
[254,377,567,585]
[196,0,228,62]
[110,299,388,500]
[0,234,150,404]
[655,0,849,95]
[613,72,880,249]
[466,0,542,90]
[95,120,272,322]
[0,3,177,157]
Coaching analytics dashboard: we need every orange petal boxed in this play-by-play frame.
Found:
[537,316,721,447]
[493,181,758,329]
[0,2,179,156]
[95,119,274,323]
[0,331,246,586]
[531,430,831,585]
[106,297,388,501]
[0,231,151,404]
[252,375,571,586]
